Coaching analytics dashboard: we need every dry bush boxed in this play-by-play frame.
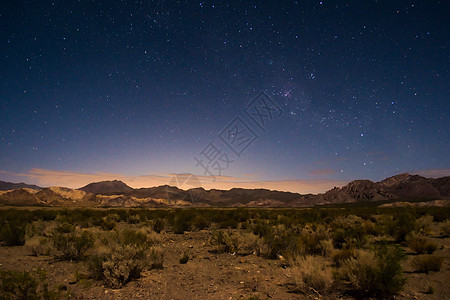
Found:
[411,255,443,273]
[406,234,437,254]
[391,211,417,242]
[179,251,189,264]
[297,224,333,256]
[25,221,48,239]
[90,244,148,288]
[146,229,163,244]
[210,230,238,253]
[331,248,356,267]
[335,247,405,298]
[26,236,51,256]
[361,218,382,236]
[152,218,166,233]
[210,230,264,255]
[440,220,450,237]
[88,228,163,288]
[149,246,164,269]
[236,232,264,255]
[259,225,298,259]
[290,255,333,296]
[416,215,434,235]
[191,214,211,230]
[331,216,368,249]
[0,222,26,246]
[127,214,142,224]
[100,214,119,231]
[51,224,94,260]
[0,268,59,299]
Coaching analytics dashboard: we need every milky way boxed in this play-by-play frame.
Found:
[0,1,448,189]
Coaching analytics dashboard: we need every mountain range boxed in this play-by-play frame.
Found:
[0,173,448,207]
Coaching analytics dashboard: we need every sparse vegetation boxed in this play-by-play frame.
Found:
[331,248,356,267]
[290,255,333,296]
[51,223,94,260]
[26,236,51,256]
[88,228,163,288]
[179,251,189,264]
[210,229,238,253]
[152,218,165,233]
[335,246,406,298]
[411,255,443,273]
[425,285,434,294]
[99,214,119,230]
[0,221,26,246]
[407,234,437,254]
[297,224,332,256]
[0,205,448,297]
[391,211,417,242]
[0,268,59,299]
[441,220,450,237]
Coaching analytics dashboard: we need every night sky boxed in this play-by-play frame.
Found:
[0,1,449,192]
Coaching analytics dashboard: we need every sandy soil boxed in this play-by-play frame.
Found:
[0,229,448,299]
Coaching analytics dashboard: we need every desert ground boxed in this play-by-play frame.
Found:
[0,206,449,299]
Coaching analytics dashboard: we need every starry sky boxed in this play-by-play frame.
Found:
[0,1,449,192]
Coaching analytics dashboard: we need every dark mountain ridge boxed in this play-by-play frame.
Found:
[0,180,41,191]
[0,173,448,207]
[79,180,134,194]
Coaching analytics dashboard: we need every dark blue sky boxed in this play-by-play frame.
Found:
[0,1,449,191]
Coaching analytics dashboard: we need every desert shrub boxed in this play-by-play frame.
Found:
[121,228,149,245]
[88,229,162,288]
[272,230,298,258]
[255,225,298,259]
[89,244,148,288]
[236,232,264,255]
[239,221,248,230]
[100,214,119,231]
[191,215,210,230]
[373,214,394,235]
[149,246,164,269]
[0,269,39,299]
[416,215,433,234]
[217,217,239,229]
[0,268,58,299]
[171,211,192,234]
[25,221,48,239]
[54,222,75,234]
[331,216,368,249]
[0,221,27,246]
[440,220,450,237]
[210,230,263,255]
[26,236,51,256]
[210,230,238,253]
[331,249,356,267]
[390,211,417,242]
[51,225,94,260]
[34,209,58,222]
[127,214,141,224]
[290,255,333,295]
[152,218,165,233]
[252,220,271,238]
[411,255,443,273]
[361,218,383,236]
[297,224,332,256]
[179,251,189,264]
[335,246,406,298]
[406,234,437,254]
